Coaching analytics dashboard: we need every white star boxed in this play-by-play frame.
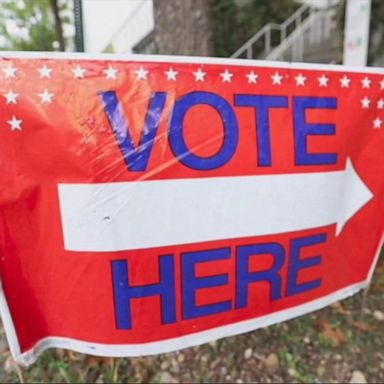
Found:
[373,117,383,129]
[164,67,178,81]
[38,65,53,78]
[271,72,283,85]
[4,90,18,104]
[361,96,371,108]
[361,77,371,88]
[7,116,22,131]
[380,79,384,89]
[246,70,258,84]
[2,64,17,79]
[72,65,86,79]
[103,65,118,80]
[220,69,233,83]
[378,99,384,109]
[318,74,329,87]
[295,73,306,86]
[134,67,149,80]
[38,89,54,104]
[193,68,206,82]
[340,75,351,88]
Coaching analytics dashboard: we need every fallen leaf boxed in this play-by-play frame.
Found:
[353,321,375,332]
[350,370,367,383]
[331,301,351,315]
[67,350,81,361]
[318,320,348,345]
[264,353,279,373]
[373,310,384,321]
[84,356,105,367]
[4,356,24,383]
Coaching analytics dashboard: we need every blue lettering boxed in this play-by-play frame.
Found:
[287,233,326,296]
[235,95,288,166]
[293,96,338,165]
[111,255,176,329]
[101,91,167,172]
[236,243,285,308]
[182,247,232,319]
[169,91,239,170]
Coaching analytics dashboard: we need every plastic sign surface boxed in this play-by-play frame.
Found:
[0,53,383,365]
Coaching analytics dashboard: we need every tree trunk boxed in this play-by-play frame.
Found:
[153,0,214,56]
[50,0,65,51]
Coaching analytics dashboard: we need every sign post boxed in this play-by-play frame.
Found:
[343,0,372,66]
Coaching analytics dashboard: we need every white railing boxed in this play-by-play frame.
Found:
[266,6,334,62]
[231,3,335,62]
[265,9,333,61]
[231,4,313,59]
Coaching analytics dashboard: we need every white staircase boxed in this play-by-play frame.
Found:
[231,3,339,63]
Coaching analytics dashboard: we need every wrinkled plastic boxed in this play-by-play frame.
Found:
[0,52,383,365]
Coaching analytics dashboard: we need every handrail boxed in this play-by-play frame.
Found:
[281,3,310,29]
[266,7,335,62]
[231,3,312,59]
[266,12,318,61]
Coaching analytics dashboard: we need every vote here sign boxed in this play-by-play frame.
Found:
[0,53,383,365]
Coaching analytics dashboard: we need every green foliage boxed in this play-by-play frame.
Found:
[209,0,239,57]
[209,0,300,57]
[0,0,72,51]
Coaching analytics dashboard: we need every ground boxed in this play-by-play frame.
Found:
[0,255,383,383]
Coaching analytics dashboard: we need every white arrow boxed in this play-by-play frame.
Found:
[58,159,373,252]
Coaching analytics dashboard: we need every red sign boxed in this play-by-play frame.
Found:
[0,53,383,365]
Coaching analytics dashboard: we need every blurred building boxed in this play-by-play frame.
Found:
[83,0,154,54]
[82,0,383,66]
[83,0,339,59]
[83,0,212,56]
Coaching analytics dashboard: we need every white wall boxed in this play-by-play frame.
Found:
[83,0,154,53]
